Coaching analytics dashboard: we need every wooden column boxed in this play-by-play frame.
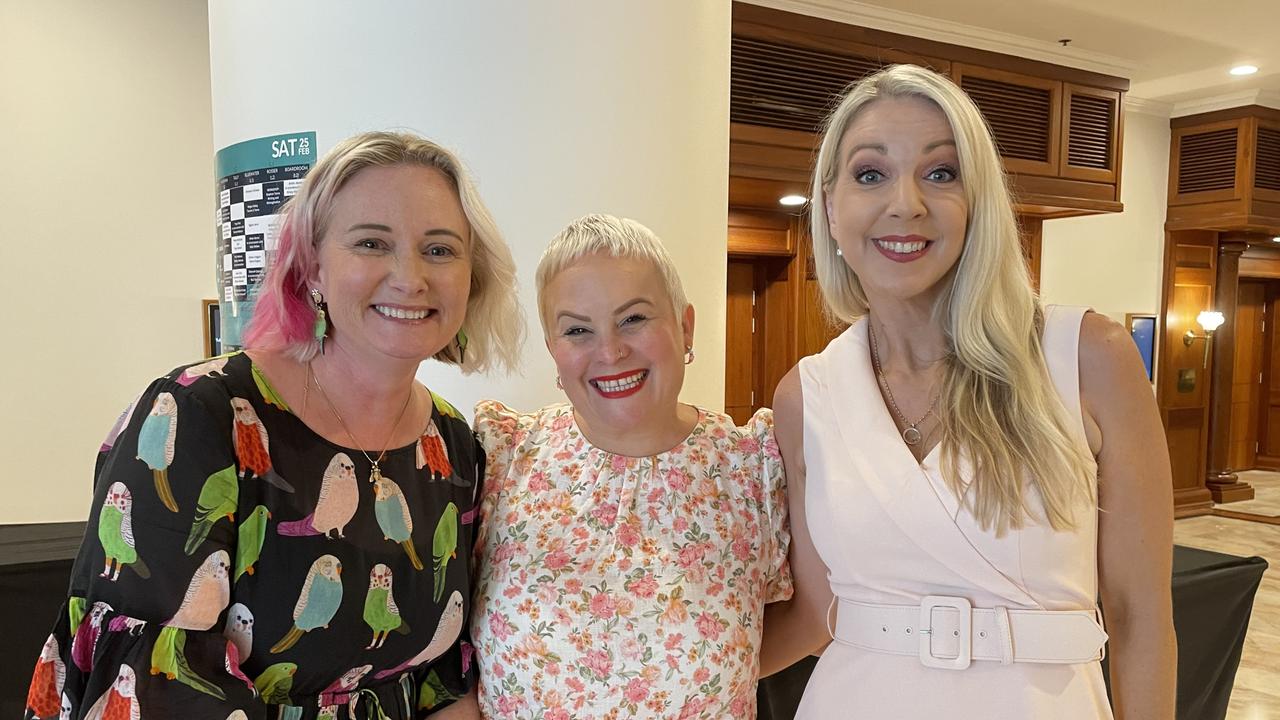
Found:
[1205,238,1255,502]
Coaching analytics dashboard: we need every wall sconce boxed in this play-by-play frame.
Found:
[1184,310,1226,367]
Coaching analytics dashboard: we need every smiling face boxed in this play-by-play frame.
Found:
[311,164,472,366]
[826,95,969,309]
[542,253,694,442]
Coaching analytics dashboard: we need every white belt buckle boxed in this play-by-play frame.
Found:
[919,595,972,670]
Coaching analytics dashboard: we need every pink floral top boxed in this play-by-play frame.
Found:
[471,401,792,720]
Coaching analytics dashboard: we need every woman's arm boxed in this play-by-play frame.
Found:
[760,367,836,676]
[26,377,259,715]
[1080,313,1177,719]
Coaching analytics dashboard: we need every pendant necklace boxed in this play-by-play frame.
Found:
[308,362,414,482]
[868,321,938,447]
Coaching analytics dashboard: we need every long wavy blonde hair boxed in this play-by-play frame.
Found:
[810,65,1095,533]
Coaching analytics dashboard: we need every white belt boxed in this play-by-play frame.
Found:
[831,595,1108,670]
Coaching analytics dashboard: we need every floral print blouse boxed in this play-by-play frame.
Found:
[471,401,792,720]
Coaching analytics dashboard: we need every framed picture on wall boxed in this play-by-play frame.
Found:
[1125,313,1156,382]
[203,299,221,357]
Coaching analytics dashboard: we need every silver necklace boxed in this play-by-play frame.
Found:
[307,362,414,482]
[868,321,937,447]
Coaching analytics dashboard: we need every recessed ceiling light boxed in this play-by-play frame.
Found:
[1230,65,1259,76]
[779,194,808,206]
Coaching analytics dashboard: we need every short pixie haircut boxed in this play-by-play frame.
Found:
[534,214,690,332]
[243,130,523,373]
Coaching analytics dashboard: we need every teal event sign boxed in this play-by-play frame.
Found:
[214,131,317,350]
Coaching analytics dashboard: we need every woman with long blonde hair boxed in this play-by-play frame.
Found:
[760,65,1175,718]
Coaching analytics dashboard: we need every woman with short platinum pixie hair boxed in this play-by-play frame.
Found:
[761,65,1176,719]
[471,213,794,718]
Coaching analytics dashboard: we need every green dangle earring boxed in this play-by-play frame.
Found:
[310,288,329,354]
[454,328,468,364]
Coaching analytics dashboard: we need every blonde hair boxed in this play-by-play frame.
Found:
[811,65,1094,533]
[244,130,524,374]
[535,214,689,332]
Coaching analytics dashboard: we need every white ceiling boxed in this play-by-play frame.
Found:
[751,0,1280,114]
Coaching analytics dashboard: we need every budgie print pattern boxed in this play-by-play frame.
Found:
[25,352,481,718]
[471,401,793,720]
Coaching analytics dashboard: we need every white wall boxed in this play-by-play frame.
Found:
[1039,110,1171,323]
[1,2,731,524]
[207,1,732,426]
[0,1,215,523]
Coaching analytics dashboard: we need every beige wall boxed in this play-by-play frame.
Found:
[1039,110,1171,324]
[208,1,732,428]
[0,1,215,523]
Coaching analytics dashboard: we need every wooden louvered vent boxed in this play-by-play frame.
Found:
[1177,128,1237,195]
[730,36,886,133]
[1067,93,1113,170]
[959,75,1053,163]
[1257,127,1280,192]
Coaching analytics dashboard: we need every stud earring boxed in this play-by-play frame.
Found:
[310,289,329,354]
[835,248,843,257]
[684,347,695,365]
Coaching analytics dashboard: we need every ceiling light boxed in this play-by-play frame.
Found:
[1273,236,1280,243]
[779,194,808,206]
[1230,65,1259,76]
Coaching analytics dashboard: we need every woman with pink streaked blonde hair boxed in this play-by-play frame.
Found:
[28,131,521,719]
[245,131,522,372]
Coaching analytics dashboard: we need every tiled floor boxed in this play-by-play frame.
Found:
[1175,471,1280,719]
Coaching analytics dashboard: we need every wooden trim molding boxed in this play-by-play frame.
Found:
[733,3,1131,90]
[0,522,86,566]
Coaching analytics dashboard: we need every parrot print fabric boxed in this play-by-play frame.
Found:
[25,352,481,719]
[471,401,794,720]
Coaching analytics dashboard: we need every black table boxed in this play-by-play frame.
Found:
[1,545,1266,719]
[758,544,1267,720]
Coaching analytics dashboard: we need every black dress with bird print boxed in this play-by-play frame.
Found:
[24,351,481,720]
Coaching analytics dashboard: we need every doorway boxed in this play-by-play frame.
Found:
[732,254,788,422]
[1253,280,1280,470]
[723,208,845,425]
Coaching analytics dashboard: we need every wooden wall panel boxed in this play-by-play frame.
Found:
[1018,215,1043,290]
[728,209,795,256]
[760,256,797,405]
[1157,230,1217,514]
[794,232,847,361]
[1261,284,1280,467]
[729,2,1127,217]
[1167,407,1212,516]
[1228,281,1265,469]
[725,261,758,425]
[1268,406,1280,458]
[1165,108,1280,234]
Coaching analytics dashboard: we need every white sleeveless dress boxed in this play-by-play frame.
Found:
[794,306,1113,719]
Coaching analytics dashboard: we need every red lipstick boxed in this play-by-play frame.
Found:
[588,369,649,399]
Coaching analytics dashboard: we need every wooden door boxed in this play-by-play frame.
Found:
[794,232,846,360]
[1228,281,1265,469]
[1258,283,1280,468]
[725,260,760,425]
